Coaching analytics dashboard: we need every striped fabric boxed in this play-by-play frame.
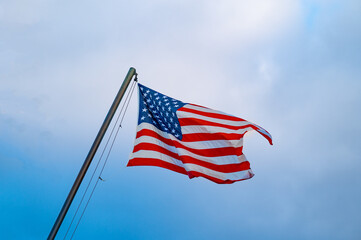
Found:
[128,84,272,184]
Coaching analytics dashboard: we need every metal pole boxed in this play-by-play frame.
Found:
[48,67,137,240]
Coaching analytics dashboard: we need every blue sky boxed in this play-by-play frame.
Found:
[1,0,361,239]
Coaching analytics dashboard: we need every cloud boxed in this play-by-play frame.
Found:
[1,1,361,239]
[0,0,302,142]
[0,0,50,26]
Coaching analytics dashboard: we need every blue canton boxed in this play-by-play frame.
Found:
[137,83,186,140]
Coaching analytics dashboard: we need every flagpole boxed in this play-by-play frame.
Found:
[47,67,137,240]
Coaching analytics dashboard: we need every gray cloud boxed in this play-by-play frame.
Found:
[0,1,360,239]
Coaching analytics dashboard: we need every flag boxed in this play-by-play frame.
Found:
[127,83,272,184]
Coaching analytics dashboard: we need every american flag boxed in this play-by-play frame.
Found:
[127,83,272,184]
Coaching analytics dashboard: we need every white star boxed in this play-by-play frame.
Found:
[147,99,151,103]
[170,118,173,122]
[142,108,147,112]
[168,107,171,111]
[165,103,170,106]
[150,104,154,108]
[175,134,179,137]
[146,90,150,93]
[148,113,152,117]
[175,105,179,107]
[156,96,160,100]
[141,116,145,120]
[174,123,178,127]
[171,129,175,133]
[166,112,169,116]
[154,93,158,96]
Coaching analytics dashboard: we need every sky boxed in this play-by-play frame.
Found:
[1,0,361,239]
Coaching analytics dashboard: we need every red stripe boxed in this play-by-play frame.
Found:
[257,131,273,145]
[180,106,273,145]
[136,129,174,146]
[128,158,252,184]
[136,130,244,157]
[178,142,243,157]
[133,142,179,159]
[127,158,188,175]
[137,128,245,142]
[128,159,252,184]
[241,125,273,145]
[179,105,246,122]
[180,155,250,173]
[187,170,253,184]
[182,132,245,142]
[132,142,248,173]
[179,118,253,131]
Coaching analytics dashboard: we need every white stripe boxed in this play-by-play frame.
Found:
[182,104,235,117]
[134,135,178,152]
[181,104,272,142]
[132,138,247,165]
[135,134,243,150]
[177,109,251,128]
[181,125,252,135]
[137,122,172,139]
[130,150,252,182]
[184,163,253,181]
[136,118,252,139]
[252,123,272,140]
[130,150,184,167]
[133,124,247,165]
[134,134,246,164]
[136,122,245,148]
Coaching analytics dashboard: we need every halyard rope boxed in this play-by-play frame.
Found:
[63,77,137,239]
